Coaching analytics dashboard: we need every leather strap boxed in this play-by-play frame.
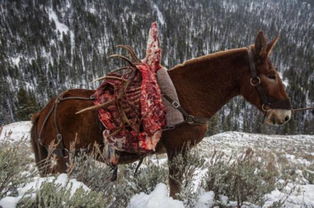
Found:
[247,46,291,110]
[163,94,208,125]
[37,91,95,156]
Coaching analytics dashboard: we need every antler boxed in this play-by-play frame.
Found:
[92,75,128,82]
[75,100,115,115]
[81,45,141,115]
[93,45,141,82]
[109,54,136,67]
[75,78,132,115]
[110,66,132,73]
[116,45,141,64]
[92,66,132,83]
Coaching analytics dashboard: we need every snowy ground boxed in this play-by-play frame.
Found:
[0,121,32,142]
[0,174,90,208]
[197,132,314,207]
[0,121,313,208]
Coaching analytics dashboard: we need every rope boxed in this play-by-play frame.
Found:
[292,107,314,112]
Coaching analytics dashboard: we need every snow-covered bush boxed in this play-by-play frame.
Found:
[68,151,168,208]
[170,149,206,207]
[17,181,106,208]
[0,140,34,199]
[202,148,278,207]
[67,151,113,193]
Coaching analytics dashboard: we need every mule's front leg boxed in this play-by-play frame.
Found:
[163,123,208,198]
[168,157,182,198]
[167,150,188,199]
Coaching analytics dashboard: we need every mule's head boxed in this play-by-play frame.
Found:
[240,32,292,125]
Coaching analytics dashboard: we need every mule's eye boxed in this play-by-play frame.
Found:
[267,74,276,80]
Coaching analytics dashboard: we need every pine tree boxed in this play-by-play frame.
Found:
[15,88,41,121]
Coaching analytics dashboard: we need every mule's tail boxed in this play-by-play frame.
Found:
[30,112,48,176]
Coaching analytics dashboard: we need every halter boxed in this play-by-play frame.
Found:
[247,46,292,111]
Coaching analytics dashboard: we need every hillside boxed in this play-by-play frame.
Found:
[0,0,313,134]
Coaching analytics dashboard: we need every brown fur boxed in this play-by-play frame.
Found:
[31,32,290,197]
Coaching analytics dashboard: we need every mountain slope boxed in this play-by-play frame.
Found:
[0,0,313,134]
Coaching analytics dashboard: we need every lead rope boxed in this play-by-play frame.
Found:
[292,106,314,112]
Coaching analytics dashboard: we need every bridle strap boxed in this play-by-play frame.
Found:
[247,47,258,78]
[247,46,291,110]
[247,46,270,108]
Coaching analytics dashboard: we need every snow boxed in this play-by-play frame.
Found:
[48,9,69,37]
[199,131,314,154]
[18,173,90,196]
[0,197,19,208]
[193,168,208,192]
[195,191,215,208]
[195,131,314,207]
[47,8,75,53]
[152,3,165,25]
[219,195,229,205]
[263,184,314,208]
[10,56,21,66]
[127,183,184,208]
[0,121,31,142]
[89,7,96,14]
[0,174,90,208]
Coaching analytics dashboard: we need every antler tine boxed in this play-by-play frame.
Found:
[92,75,128,82]
[110,66,131,73]
[109,54,136,67]
[92,76,107,82]
[75,100,114,115]
[116,45,141,63]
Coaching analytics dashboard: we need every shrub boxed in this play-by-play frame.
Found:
[17,180,107,208]
[202,148,278,207]
[169,148,206,208]
[68,151,168,208]
[67,151,114,193]
[0,139,34,198]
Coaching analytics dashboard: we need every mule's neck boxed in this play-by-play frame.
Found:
[168,48,249,118]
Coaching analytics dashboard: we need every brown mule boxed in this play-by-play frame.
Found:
[31,32,291,198]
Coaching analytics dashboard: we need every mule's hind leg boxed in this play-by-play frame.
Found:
[36,146,68,175]
[31,124,67,175]
[48,148,68,174]
[30,136,50,176]
[30,118,51,176]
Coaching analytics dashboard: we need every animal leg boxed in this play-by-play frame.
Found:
[30,121,51,176]
[33,140,51,176]
[167,148,188,199]
[48,148,69,174]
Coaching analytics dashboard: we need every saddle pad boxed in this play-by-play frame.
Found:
[157,67,184,127]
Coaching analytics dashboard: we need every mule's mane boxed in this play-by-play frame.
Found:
[169,47,248,71]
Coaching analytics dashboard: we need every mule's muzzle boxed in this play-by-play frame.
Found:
[264,109,292,126]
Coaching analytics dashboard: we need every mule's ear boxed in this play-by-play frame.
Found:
[266,35,279,57]
[255,31,267,59]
